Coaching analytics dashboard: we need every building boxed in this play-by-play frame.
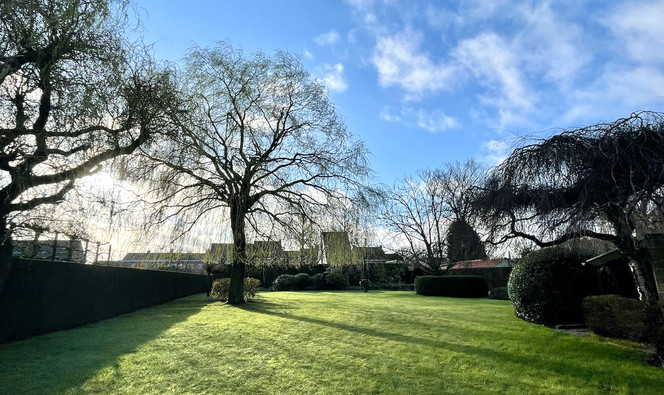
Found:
[450,258,513,270]
[117,251,206,273]
[12,239,86,263]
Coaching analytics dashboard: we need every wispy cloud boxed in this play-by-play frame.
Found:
[317,63,348,92]
[380,106,457,133]
[480,139,511,166]
[314,30,341,46]
[371,29,458,99]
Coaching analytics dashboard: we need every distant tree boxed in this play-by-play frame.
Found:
[381,170,447,275]
[474,111,664,303]
[139,44,370,304]
[446,218,487,263]
[0,0,179,293]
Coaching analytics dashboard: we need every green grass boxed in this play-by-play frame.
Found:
[1,291,662,394]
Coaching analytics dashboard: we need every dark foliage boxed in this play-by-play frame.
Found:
[323,273,350,290]
[508,246,597,326]
[415,275,488,298]
[293,273,312,290]
[583,295,663,344]
[489,287,509,300]
[446,218,487,263]
[272,274,298,291]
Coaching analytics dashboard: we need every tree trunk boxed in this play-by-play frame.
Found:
[0,217,13,296]
[227,202,247,305]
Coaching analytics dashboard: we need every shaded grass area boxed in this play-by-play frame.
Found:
[0,291,662,394]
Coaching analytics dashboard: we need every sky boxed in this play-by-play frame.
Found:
[129,0,664,186]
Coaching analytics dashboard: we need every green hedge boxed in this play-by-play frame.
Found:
[0,259,207,343]
[489,287,509,300]
[446,267,513,289]
[582,295,663,344]
[415,275,488,297]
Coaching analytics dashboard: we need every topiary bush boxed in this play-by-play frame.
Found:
[272,274,298,291]
[582,295,664,344]
[293,273,312,290]
[415,275,488,297]
[211,277,261,302]
[324,272,350,290]
[489,287,509,300]
[508,246,596,326]
[311,273,326,289]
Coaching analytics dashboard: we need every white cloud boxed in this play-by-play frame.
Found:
[453,32,533,113]
[379,106,457,133]
[303,49,314,60]
[605,1,664,65]
[317,63,348,92]
[371,29,459,98]
[314,30,341,46]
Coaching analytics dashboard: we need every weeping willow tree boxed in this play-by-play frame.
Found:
[138,43,370,304]
[0,0,179,294]
[475,111,664,303]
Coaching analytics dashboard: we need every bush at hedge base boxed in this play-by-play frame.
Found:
[415,275,488,298]
[294,273,312,290]
[582,295,664,344]
[211,278,261,302]
[489,287,509,300]
[507,246,596,326]
[272,274,298,291]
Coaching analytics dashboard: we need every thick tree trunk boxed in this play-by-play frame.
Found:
[227,202,247,305]
[0,217,12,297]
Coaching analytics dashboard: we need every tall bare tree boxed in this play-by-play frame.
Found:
[139,44,370,304]
[381,170,447,274]
[0,0,179,293]
[474,111,664,303]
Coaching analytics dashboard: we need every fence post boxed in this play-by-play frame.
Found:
[51,232,59,260]
[94,242,100,264]
[108,244,112,264]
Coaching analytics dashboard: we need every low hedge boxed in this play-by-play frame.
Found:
[489,287,509,300]
[415,275,488,298]
[582,295,664,344]
[211,277,261,302]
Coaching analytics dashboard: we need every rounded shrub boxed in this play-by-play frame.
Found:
[324,272,350,290]
[489,287,509,300]
[294,273,312,290]
[272,274,297,291]
[415,275,488,297]
[508,246,596,326]
[311,273,326,290]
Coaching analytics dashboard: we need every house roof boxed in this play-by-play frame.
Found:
[451,258,510,269]
[584,249,625,267]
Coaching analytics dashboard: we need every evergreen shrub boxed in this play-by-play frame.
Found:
[582,295,663,344]
[415,275,488,297]
[489,287,509,300]
[508,246,596,326]
[294,273,312,290]
[272,274,297,291]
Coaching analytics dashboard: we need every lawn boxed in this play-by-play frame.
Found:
[0,291,662,394]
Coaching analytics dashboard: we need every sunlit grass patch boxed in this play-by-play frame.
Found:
[0,291,662,394]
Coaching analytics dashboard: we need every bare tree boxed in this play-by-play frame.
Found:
[138,44,370,304]
[0,0,179,293]
[381,170,447,274]
[474,111,664,303]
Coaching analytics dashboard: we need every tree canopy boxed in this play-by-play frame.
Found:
[475,111,664,301]
[139,43,370,303]
[0,0,179,293]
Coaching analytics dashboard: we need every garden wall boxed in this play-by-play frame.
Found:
[445,267,513,290]
[0,259,208,343]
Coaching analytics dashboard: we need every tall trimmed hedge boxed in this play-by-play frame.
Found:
[415,275,488,297]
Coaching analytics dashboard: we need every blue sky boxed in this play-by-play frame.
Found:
[132,0,664,184]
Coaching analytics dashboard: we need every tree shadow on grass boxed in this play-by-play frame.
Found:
[0,293,211,394]
[239,300,664,389]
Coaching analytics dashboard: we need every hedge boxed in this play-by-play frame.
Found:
[415,275,488,297]
[582,295,664,344]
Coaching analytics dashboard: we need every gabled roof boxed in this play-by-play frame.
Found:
[451,258,511,269]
